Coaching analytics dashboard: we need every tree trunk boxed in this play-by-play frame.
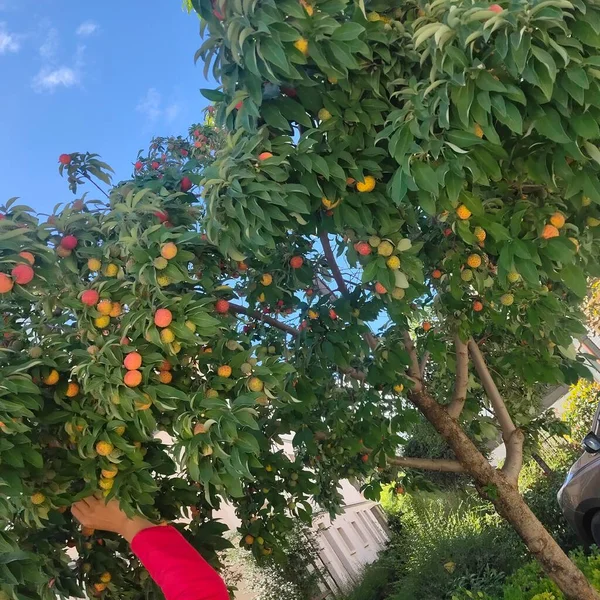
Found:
[408,388,600,600]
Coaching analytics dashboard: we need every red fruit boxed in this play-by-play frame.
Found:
[282,87,297,97]
[361,454,369,463]
[258,152,273,161]
[213,8,225,19]
[154,308,173,328]
[489,3,503,12]
[154,211,169,223]
[81,290,100,306]
[193,129,201,137]
[235,101,243,110]
[374,282,387,294]
[356,242,371,256]
[329,309,338,320]
[207,106,215,114]
[473,300,484,312]
[181,177,193,192]
[215,299,230,314]
[59,154,72,165]
[134,161,143,170]
[443,228,452,237]
[60,235,78,250]
[181,149,188,157]
[12,264,34,285]
[120,337,130,346]
[151,161,160,170]
[306,288,313,296]
[290,256,304,269]
[432,269,442,279]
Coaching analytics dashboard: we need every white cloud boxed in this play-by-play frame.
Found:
[136,88,163,122]
[32,66,78,92]
[39,27,58,60]
[76,21,98,37]
[0,22,19,54]
[165,103,181,123]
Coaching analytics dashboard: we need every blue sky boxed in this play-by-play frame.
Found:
[0,1,212,216]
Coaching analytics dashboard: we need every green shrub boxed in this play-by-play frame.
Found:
[563,380,600,445]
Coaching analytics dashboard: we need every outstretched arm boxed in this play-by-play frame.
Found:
[72,496,229,600]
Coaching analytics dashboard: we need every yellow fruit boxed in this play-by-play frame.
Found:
[158,371,173,384]
[104,264,118,277]
[466,254,482,269]
[569,237,580,252]
[248,377,264,392]
[261,273,273,286]
[474,227,486,242]
[368,236,381,248]
[97,300,113,315]
[587,216,600,227]
[157,275,171,287]
[356,175,376,193]
[582,196,592,207]
[456,204,472,220]
[294,38,309,55]
[100,572,112,584]
[101,466,118,479]
[88,258,102,271]
[550,212,566,229]
[321,197,340,209]
[367,11,382,21]
[461,269,473,282]
[31,492,46,505]
[474,123,484,139]
[377,241,394,257]
[114,425,126,436]
[185,320,197,332]
[206,389,219,398]
[172,341,182,354]
[94,315,110,328]
[507,271,521,283]
[500,293,514,306]
[393,384,404,393]
[66,382,80,398]
[304,4,314,16]
[257,292,266,303]
[161,242,178,260]
[95,441,114,456]
[44,369,60,385]
[98,477,114,490]
[308,309,319,319]
[160,328,175,344]
[109,302,122,318]
[154,257,168,270]
[386,256,401,270]
[318,108,332,121]
[218,365,232,378]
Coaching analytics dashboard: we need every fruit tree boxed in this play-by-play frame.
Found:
[189,0,600,598]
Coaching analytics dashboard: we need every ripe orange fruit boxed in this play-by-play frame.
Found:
[12,264,34,285]
[261,273,273,286]
[215,299,230,314]
[356,175,376,192]
[375,282,387,294]
[160,328,175,344]
[541,224,560,239]
[109,302,122,318]
[44,369,60,385]
[56,246,72,258]
[432,269,442,279]
[258,152,273,160]
[154,308,173,327]
[290,256,304,269]
[194,422,208,435]
[124,352,142,371]
[81,290,99,306]
[308,309,319,320]
[218,365,232,378]
[19,251,35,265]
[293,38,309,55]
[97,300,113,315]
[456,204,472,220]
[88,258,102,271]
[124,370,142,388]
[466,254,482,268]
[135,395,152,410]
[101,465,118,479]
[158,371,173,384]
[244,534,255,545]
[473,300,484,312]
[31,492,46,505]
[159,359,172,371]
[100,572,112,584]
[93,583,107,593]
[550,212,566,229]
[161,242,178,260]
[248,377,264,392]
[422,321,432,332]
[95,441,114,456]
[0,273,13,294]
[66,382,80,397]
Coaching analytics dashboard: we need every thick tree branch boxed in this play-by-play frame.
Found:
[319,230,350,296]
[419,351,430,378]
[467,338,523,483]
[229,303,299,337]
[387,456,465,473]
[403,331,423,392]
[447,335,469,419]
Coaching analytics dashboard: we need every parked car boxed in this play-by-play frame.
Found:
[558,405,600,546]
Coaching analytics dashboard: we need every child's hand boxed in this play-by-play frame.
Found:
[72,496,154,542]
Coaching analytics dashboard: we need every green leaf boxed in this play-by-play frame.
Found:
[331,22,365,41]
[534,107,571,144]
[412,162,438,195]
[560,264,588,297]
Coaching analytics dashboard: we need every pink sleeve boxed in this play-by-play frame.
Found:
[131,526,229,600]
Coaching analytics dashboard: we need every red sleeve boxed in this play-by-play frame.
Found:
[131,526,229,600]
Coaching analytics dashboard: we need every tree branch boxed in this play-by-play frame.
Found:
[319,230,350,296]
[84,174,110,199]
[403,331,423,392]
[467,338,523,483]
[447,335,469,419]
[419,351,430,378]
[387,455,465,473]
[229,303,299,337]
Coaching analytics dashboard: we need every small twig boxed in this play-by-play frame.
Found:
[229,303,299,337]
[84,174,110,199]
